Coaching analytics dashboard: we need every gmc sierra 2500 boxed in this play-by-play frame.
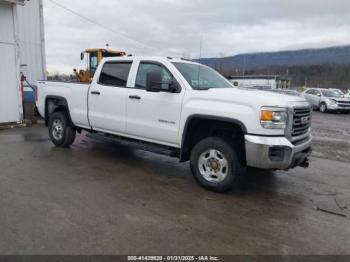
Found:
[36,56,312,192]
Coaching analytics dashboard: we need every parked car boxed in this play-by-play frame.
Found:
[36,56,312,192]
[303,88,350,113]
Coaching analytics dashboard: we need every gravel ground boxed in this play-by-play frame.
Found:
[311,111,350,163]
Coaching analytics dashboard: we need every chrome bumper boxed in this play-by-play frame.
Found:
[245,134,312,170]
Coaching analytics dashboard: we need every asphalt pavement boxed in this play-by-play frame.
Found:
[0,112,349,255]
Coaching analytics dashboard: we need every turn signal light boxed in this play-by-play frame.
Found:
[260,111,273,121]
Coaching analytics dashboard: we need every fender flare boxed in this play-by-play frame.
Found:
[45,95,73,126]
[179,114,248,162]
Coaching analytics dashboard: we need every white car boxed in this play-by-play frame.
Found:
[303,88,350,113]
[36,56,312,192]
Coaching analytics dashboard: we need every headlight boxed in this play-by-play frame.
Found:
[260,107,287,129]
[328,99,337,105]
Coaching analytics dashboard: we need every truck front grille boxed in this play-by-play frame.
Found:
[292,107,312,137]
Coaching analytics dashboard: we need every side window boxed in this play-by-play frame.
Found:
[98,62,132,87]
[306,89,315,95]
[90,53,98,77]
[135,62,172,90]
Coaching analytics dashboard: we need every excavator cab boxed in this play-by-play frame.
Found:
[74,48,126,83]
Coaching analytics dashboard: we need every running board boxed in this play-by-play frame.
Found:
[86,132,179,158]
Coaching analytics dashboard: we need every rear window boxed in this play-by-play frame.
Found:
[99,62,132,87]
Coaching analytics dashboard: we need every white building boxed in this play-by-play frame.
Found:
[0,0,46,124]
[228,75,291,90]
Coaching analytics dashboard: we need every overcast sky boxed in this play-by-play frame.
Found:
[44,0,350,74]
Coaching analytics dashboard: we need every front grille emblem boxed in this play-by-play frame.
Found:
[301,116,310,124]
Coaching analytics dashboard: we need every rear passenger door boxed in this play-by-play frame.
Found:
[88,61,132,134]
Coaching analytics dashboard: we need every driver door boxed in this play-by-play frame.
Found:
[126,61,184,146]
[305,89,319,108]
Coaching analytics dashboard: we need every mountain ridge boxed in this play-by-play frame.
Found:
[197,45,350,70]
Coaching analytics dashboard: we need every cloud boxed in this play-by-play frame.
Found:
[43,0,350,73]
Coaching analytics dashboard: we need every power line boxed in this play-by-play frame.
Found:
[47,0,159,51]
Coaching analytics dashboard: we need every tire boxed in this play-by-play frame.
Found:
[48,111,76,147]
[190,137,245,193]
[319,102,327,113]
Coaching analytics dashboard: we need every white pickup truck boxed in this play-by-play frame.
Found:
[36,56,312,192]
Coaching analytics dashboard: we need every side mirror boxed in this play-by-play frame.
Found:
[168,80,181,93]
[80,52,85,61]
[146,71,181,93]
[317,93,321,97]
[146,71,162,92]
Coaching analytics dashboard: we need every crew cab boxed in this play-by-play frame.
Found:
[36,56,312,192]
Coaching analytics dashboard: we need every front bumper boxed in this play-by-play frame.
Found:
[327,103,350,111]
[245,134,312,170]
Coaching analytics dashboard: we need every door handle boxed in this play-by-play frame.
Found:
[129,95,141,100]
[91,91,101,95]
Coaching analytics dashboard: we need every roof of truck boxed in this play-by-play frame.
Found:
[102,56,199,64]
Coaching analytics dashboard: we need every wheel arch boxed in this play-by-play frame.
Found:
[45,96,73,127]
[180,115,247,162]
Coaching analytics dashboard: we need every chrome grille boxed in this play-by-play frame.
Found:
[292,107,312,137]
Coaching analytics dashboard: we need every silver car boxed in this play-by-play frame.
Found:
[303,88,350,113]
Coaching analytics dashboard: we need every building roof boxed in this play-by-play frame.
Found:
[1,0,26,5]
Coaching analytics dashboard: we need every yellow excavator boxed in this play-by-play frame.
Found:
[74,48,126,83]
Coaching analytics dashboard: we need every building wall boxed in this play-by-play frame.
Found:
[17,0,46,85]
[0,1,22,123]
[0,0,45,124]
[230,79,277,89]
[229,77,291,90]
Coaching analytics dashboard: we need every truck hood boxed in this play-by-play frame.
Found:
[206,88,308,107]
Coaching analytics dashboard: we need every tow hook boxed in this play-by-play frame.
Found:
[300,158,310,169]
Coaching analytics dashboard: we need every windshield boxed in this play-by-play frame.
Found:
[322,90,343,98]
[173,62,233,90]
[332,90,344,95]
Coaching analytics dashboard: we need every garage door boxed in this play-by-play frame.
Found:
[0,2,21,124]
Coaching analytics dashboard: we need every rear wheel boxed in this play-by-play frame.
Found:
[48,111,76,147]
[319,102,327,113]
[190,137,245,193]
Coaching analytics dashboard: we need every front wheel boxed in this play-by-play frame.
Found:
[48,111,76,147]
[319,102,327,113]
[190,137,245,193]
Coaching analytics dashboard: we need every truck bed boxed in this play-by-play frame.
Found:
[36,81,91,128]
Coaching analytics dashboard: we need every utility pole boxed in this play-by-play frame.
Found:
[199,35,203,60]
[243,55,246,78]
